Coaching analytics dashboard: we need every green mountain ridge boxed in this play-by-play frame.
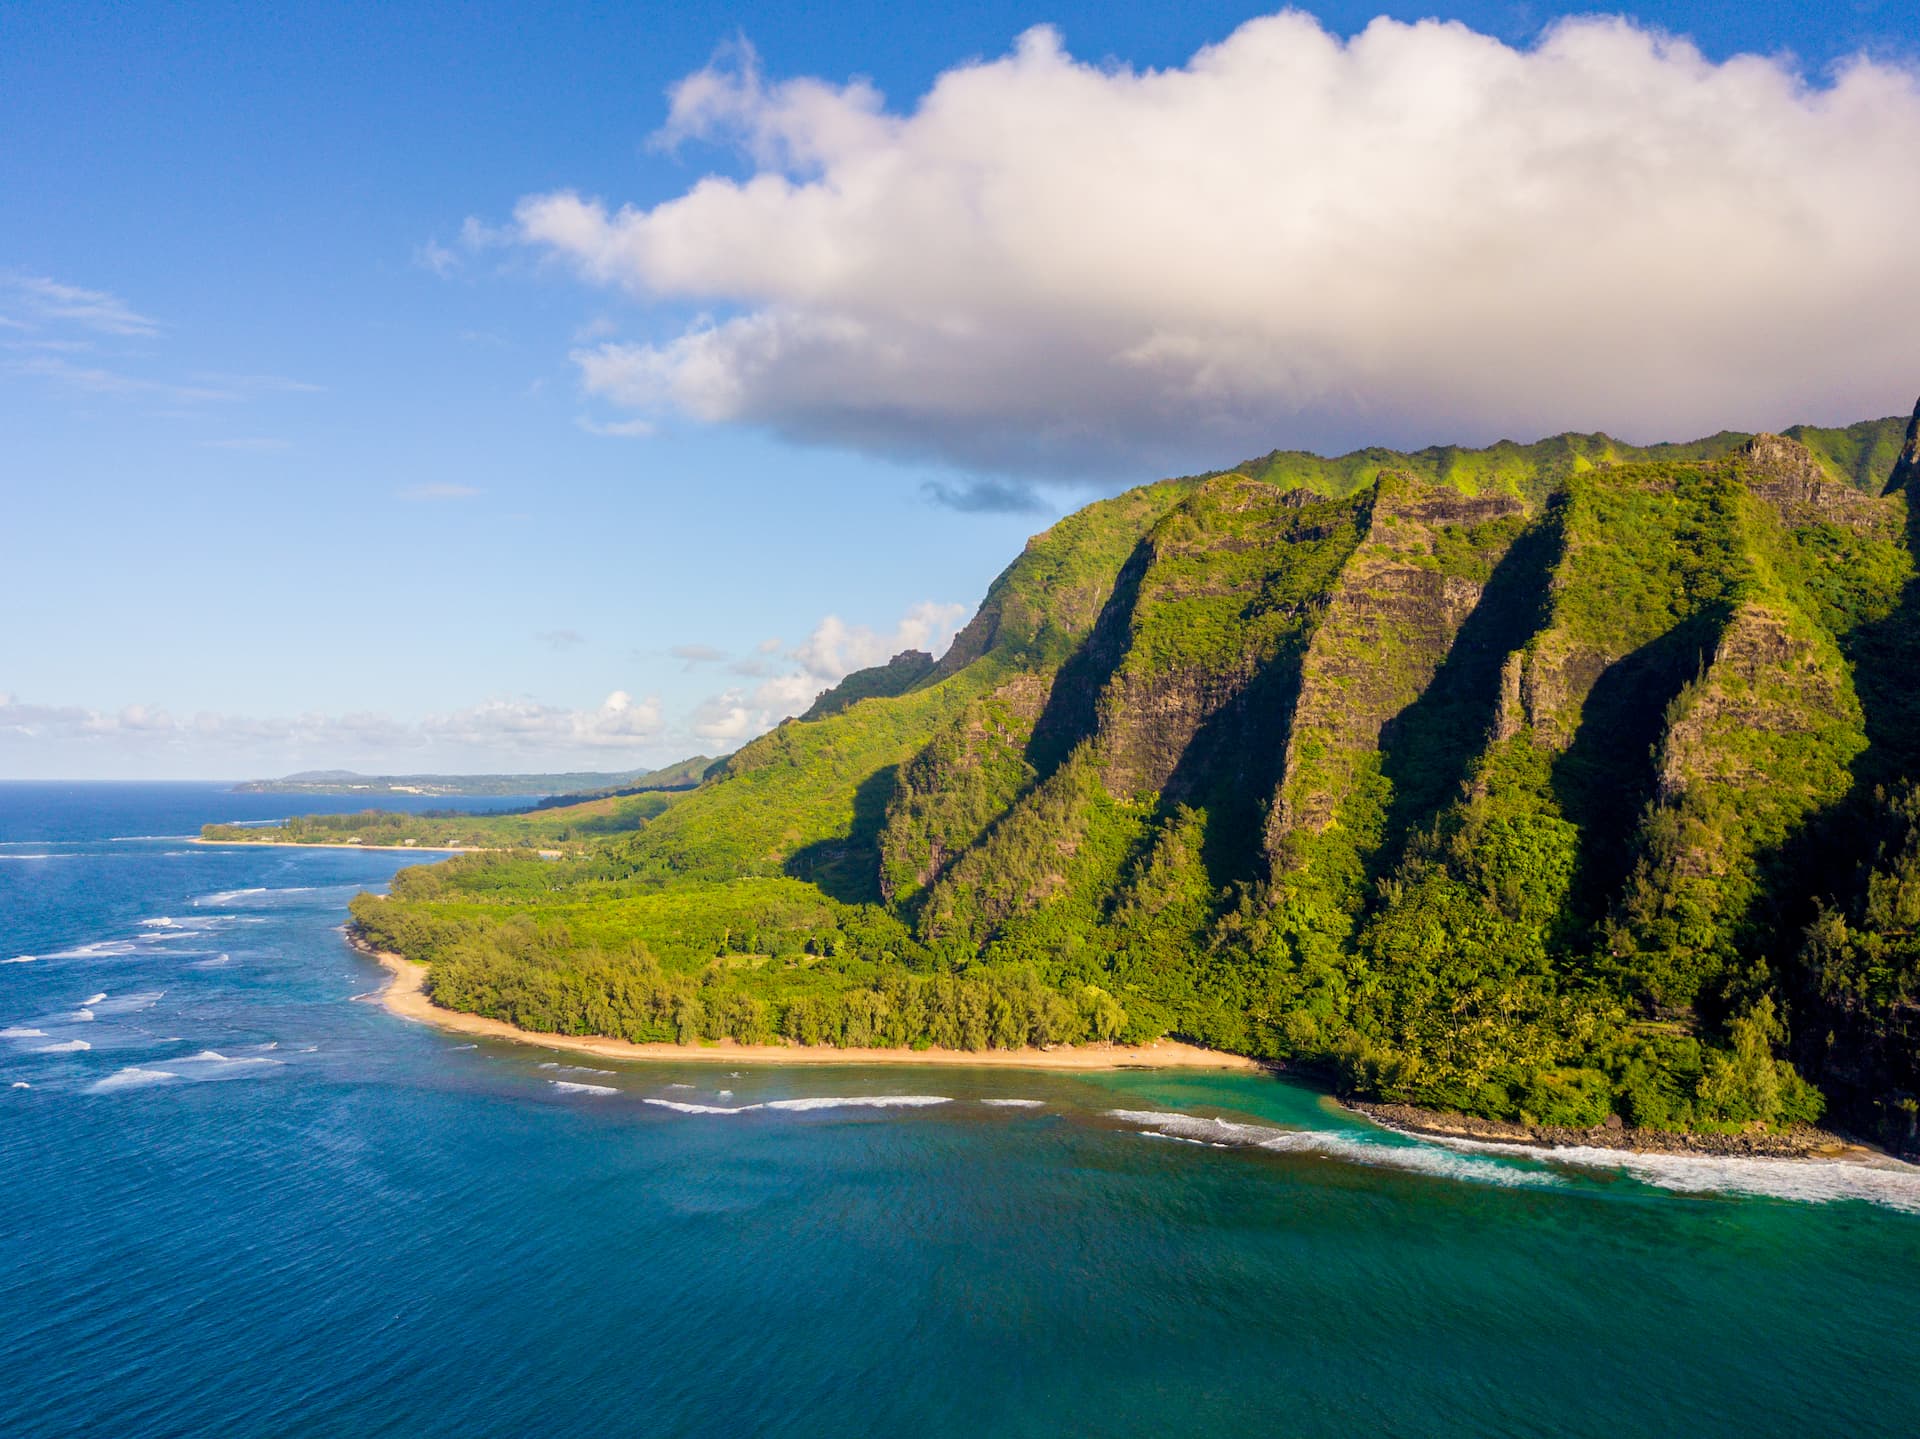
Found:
[342,405,1920,1150]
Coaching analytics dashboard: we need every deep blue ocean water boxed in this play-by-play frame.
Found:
[2,783,1918,1437]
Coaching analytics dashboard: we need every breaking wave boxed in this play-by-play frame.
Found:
[980,1098,1045,1108]
[644,1094,953,1116]
[90,1067,180,1093]
[551,1080,618,1096]
[1106,1110,1564,1189]
[1423,1134,1920,1213]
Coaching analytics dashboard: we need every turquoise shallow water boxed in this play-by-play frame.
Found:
[2,783,1918,1437]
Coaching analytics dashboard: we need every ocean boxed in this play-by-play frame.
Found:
[2,782,1917,1436]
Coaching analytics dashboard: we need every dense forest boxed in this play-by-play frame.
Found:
[331,405,1920,1149]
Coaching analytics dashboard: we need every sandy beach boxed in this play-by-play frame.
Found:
[352,935,1263,1071]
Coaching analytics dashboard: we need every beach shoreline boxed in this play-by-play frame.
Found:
[349,933,1265,1071]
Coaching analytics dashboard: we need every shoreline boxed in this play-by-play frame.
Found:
[350,934,1264,1072]
[1344,1099,1885,1161]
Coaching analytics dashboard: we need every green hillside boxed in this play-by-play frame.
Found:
[346,405,1920,1150]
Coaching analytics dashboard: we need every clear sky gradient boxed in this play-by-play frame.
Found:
[4,0,1915,778]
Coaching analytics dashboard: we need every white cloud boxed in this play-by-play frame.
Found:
[681,600,970,746]
[2,273,160,337]
[421,691,664,750]
[510,14,1920,475]
[791,601,969,682]
[415,238,460,277]
[575,415,656,438]
[9,355,237,404]
[0,688,668,772]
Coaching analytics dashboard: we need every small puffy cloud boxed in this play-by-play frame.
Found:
[670,643,729,667]
[575,415,656,438]
[690,693,757,741]
[536,628,586,650]
[415,238,460,277]
[791,601,969,682]
[680,600,969,746]
[399,482,481,501]
[511,14,1920,476]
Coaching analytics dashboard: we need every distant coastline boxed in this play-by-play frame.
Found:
[349,933,1263,1072]
[196,837,485,854]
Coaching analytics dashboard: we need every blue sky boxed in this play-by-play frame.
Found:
[3,0,1916,778]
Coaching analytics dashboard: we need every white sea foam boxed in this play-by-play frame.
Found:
[2,956,36,964]
[1106,1110,1564,1189]
[41,941,138,960]
[552,1080,618,1096]
[644,1098,754,1114]
[761,1094,952,1112]
[154,1050,283,1082]
[83,992,107,1005]
[89,992,162,1015]
[0,1028,48,1039]
[10,1082,28,1090]
[538,1062,615,1075]
[451,1043,477,1050]
[67,1009,95,1023]
[666,1082,694,1089]
[645,1094,953,1116]
[90,1067,180,1093]
[193,888,267,905]
[980,1098,1045,1108]
[1420,1134,1920,1213]
[32,1039,91,1053]
[194,886,313,907]
[0,853,60,861]
[189,954,232,969]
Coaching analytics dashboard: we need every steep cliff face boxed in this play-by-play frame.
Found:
[1885,397,1920,495]
[1611,599,1865,1012]
[1088,477,1368,802]
[877,673,1049,905]
[1267,477,1525,863]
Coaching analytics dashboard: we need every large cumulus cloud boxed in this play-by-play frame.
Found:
[515,12,1920,477]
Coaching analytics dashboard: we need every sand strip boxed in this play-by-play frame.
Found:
[352,935,1261,1071]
